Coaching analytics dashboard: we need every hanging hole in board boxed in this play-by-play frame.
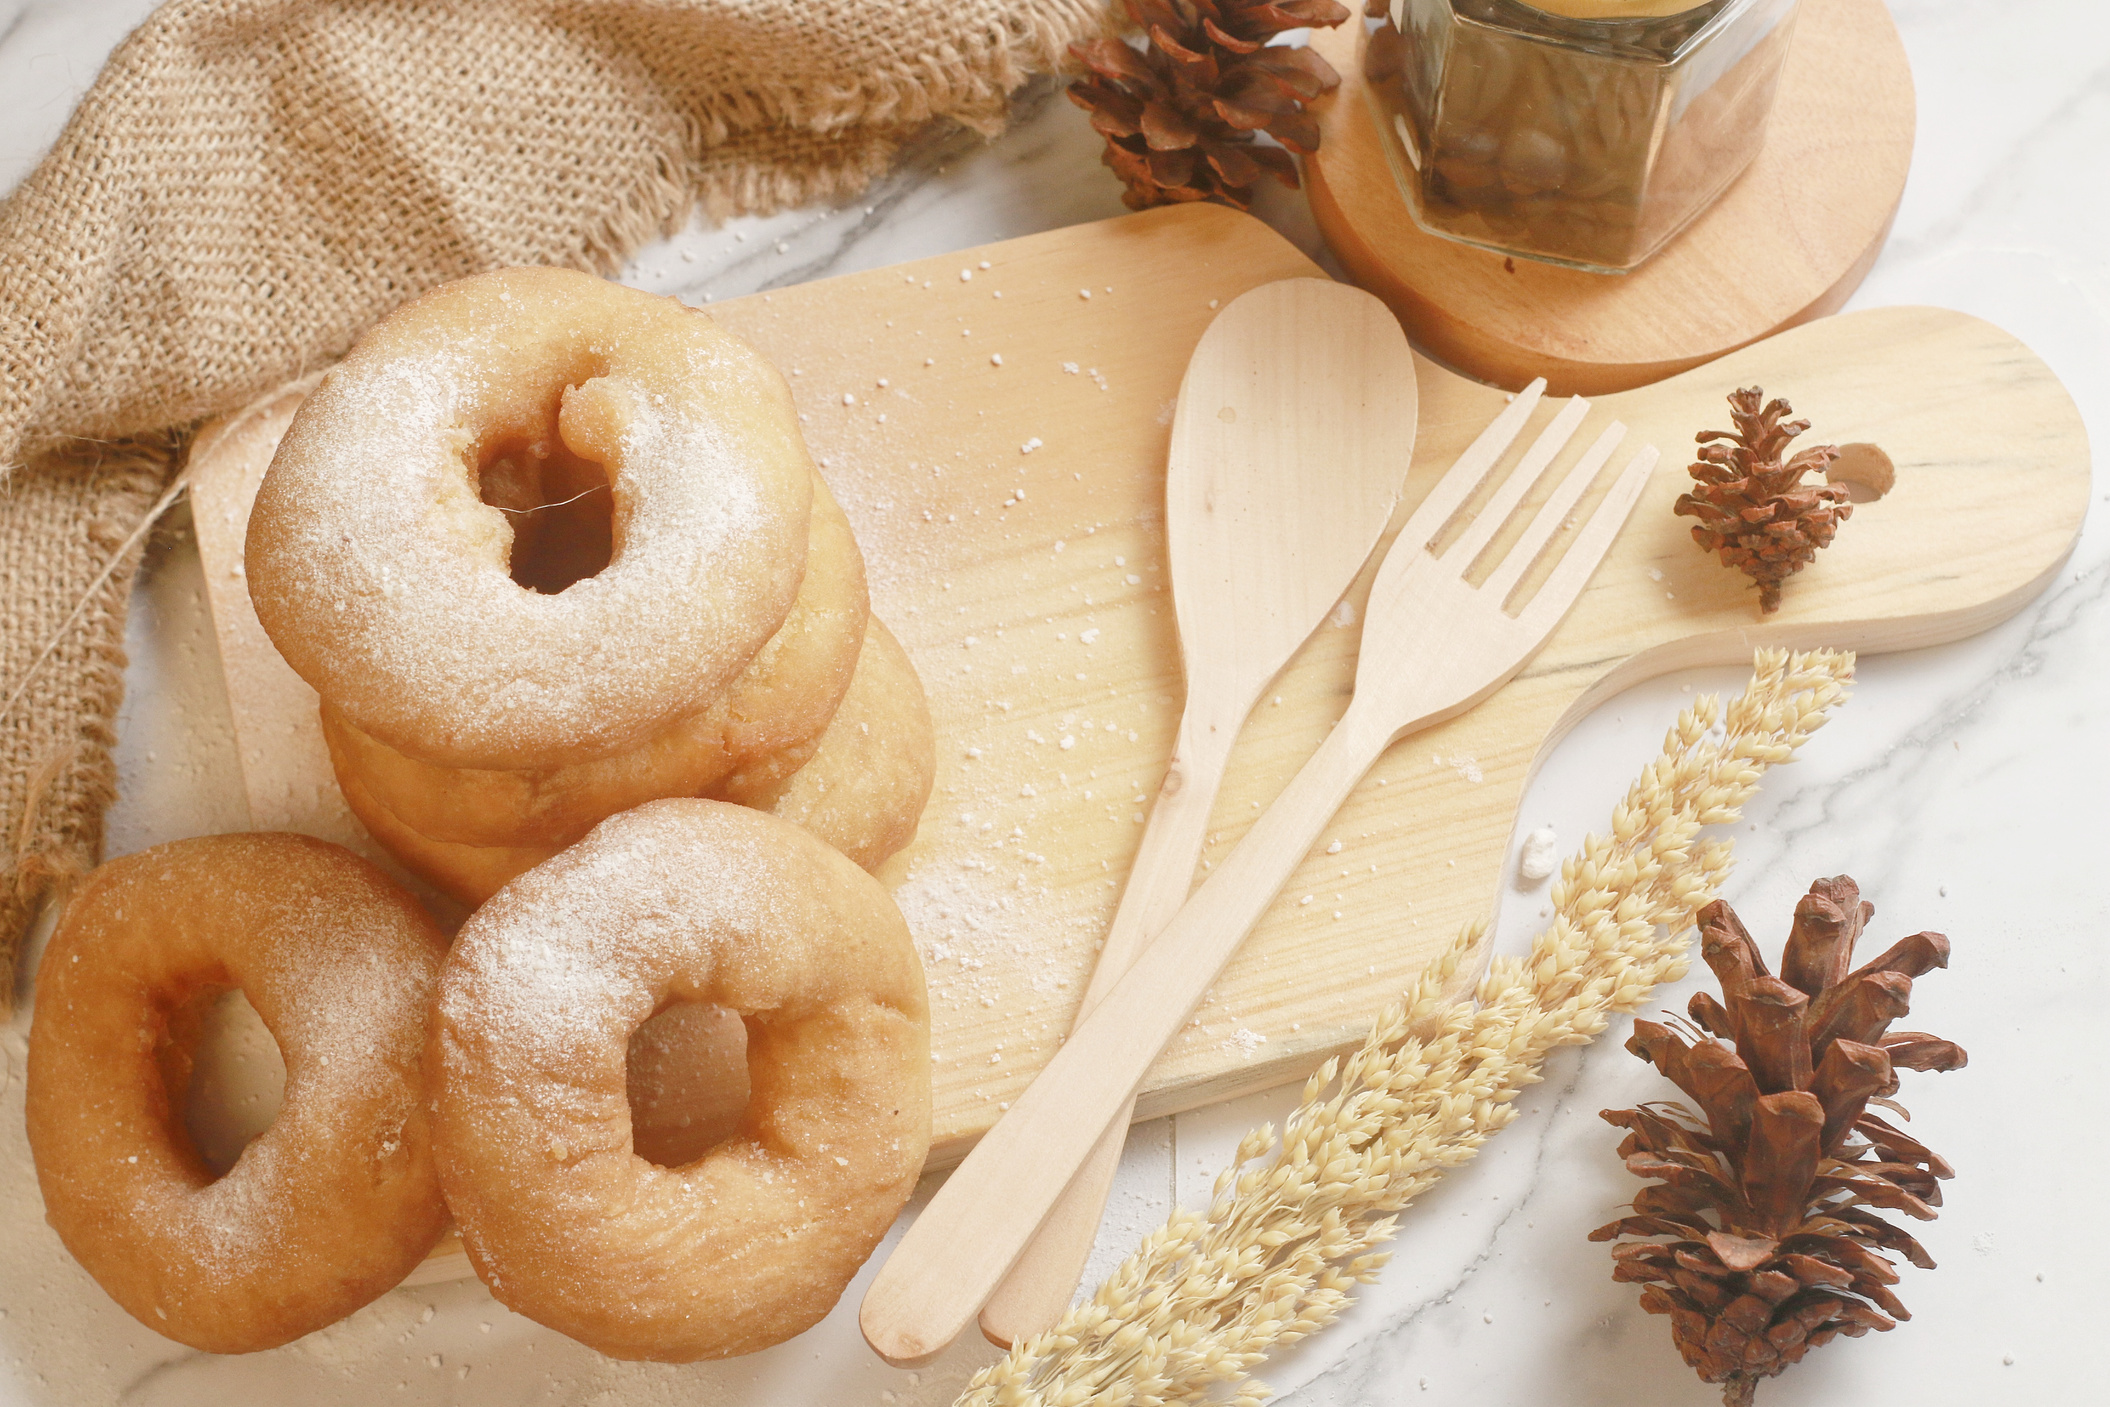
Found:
[1826,443,1893,503]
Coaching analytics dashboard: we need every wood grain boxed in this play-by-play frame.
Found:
[1303,0,1916,394]
[188,206,2087,1233]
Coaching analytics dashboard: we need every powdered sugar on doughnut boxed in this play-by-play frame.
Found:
[25,834,451,1353]
[437,812,779,1091]
[430,800,931,1360]
[246,268,814,770]
[102,856,435,1291]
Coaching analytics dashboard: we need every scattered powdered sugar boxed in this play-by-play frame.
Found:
[1516,826,1560,886]
[1440,753,1484,784]
[892,860,1074,1012]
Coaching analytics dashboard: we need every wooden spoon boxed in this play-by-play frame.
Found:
[974,277,1417,1347]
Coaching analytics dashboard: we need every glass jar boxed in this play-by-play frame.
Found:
[1364,0,1801,273]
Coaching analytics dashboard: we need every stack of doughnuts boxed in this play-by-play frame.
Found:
[26,269,943,1359]
[244,267,933,904]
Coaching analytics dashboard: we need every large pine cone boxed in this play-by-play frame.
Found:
[1591,877,1966,1405]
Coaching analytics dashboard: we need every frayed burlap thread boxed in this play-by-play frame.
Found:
[0,0,1119,1004]
[959,648,1855,1407]
[1,440,173,1004]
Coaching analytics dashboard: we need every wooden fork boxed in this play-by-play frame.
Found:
[860,382,1660,1366]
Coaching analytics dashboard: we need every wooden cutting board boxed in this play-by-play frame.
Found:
[187,205,2088,1207]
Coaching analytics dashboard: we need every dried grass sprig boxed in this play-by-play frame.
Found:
[957,648,1856,1407]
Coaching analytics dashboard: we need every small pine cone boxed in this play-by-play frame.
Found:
[1067,0,1349,211]
[1591,876,1966,1406]
[1674,387,1852,613]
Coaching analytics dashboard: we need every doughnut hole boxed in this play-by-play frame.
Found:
[625,1001,752,1168]
[475,423,616,595]
[158,986,288,1179]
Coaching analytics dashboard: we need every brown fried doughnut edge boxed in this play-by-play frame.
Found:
[26,833,450,1354]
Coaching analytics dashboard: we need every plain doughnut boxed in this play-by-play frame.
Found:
[321,471,868,848]
[246,266,813,769]
[341,613,933,905]
[717,617,935,870]
[26,834,449,1353]
[330,765,560,908]
[429,800,930,1360]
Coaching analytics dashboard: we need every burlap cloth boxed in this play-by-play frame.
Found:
[0,0,1114,1007]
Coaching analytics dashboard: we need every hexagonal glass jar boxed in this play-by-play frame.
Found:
[1364,0,1801,273]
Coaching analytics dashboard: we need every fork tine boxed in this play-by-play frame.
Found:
[1395,378,1548,552]
[1514,444,1660,631]
[1483,421,1627,604]
[1444,396,1589,570]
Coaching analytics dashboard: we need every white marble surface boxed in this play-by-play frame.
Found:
[3,1,2106,1403]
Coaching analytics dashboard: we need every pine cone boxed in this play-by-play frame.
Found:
[1067,0,1350,211]
[1591,877,1967,1407]
[1674,387,1851,613]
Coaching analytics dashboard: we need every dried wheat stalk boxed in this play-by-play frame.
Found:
[957,648,1857,1407]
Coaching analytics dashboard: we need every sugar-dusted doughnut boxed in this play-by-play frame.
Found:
[246,266,814,770]
[717,617,935,870]
[320,471,868,848]
[343,613,933,906]
[430,800,931,1361]
[26,833,449,1353]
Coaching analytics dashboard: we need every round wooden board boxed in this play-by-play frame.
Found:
[1303,0,1915,394]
